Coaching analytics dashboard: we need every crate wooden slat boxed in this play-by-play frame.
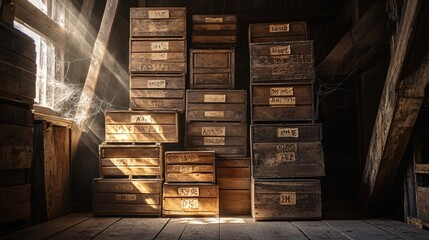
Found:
[105,110,178,143]
[251,179,321,220]
[130,74,185,112]
[129,39,186,74]
[130,7,186,39]
[185,122,247,157]
[0,100,33,127]
[249,22,307,44]
[250,41,314,82]
[186,90,247,122]
[192,15,237,48]
[92,178,163,216]
[251,124,322,142]
[165,151,216,183]
[217,157,251,215]
[99,144,163,178]
[251,82,314,123]
[189,49,235,89]
[162,183,219,217]
[0,23,37,61]
[0,123,33,171]
[0,184,31,224]
[417,186,429,223]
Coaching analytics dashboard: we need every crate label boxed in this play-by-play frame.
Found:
[116,194,137,201]
[178,187,200,196]
[202,127,225,136]
[168,154,198,162]
[269,97,296,105]
[205,17,223,23]
[269,23,290,33]
[151,42,169,51]
[270,87,294,96]
[141,125,161,133]
[277,128,299,138]
[150,100,165,107]
[181,198,199,209]
[148,10,170,19]
[204,111,225,118]
[276,143,298,151]
[270,45,291,55]
[147,90,166,98]
[151,53,168,60]
[205,25,221,30]
[276,152,296,162]
[204,137,225,145]
[113,125,135,133]
[131,115,152,123]
[204,94,226,103]
[280,192,296,205]
[180,165,193,173]
[147,80,166,88]
[112,158,136,165]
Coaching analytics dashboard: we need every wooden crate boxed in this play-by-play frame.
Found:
[251,124,324,178]
[105,110,178,143]
[92,178,163,216]
[251,179,321,220]
[130,7,186,39]
[0,184,31,224]
[250,41,315,82]
[186,90,247,122]
[165,151,216,183]
[217,157,251,215]
[0,100,33,127]
[129,39,186,74]
[189,49,235,89]
[185,122,247,157]
[251,82,314,122]
[163,183,219,217]
[0,123,33,172]
[99,144,163,178]
[130,74,185,112]
[192,15,237,48]
[417,186,429,223]
[248,22,307,43]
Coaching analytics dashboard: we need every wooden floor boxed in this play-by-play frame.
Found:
[1,213,428,240]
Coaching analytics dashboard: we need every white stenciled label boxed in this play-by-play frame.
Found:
[131,115,152,123]
[277,128,299,138]
[151,42,169,51]
[276,143,298,151]
[180,165,193,173]
[204,94,226,103]
[270,45,291,55]
[147,80,166,88]
[148,10,170,19]
[204,111,225,118]
[205,17,223,23]
[112,158,136,165]
[204,137,225,145]
[181,198,199,209]
[116,194,137,201]
[270,87,294,96]
[147,90,166,98]
[151,53,168,60]
[202,127,225,136]
[178,187,199,196]
[168,154,198,162]
[276,152,296,162]
[269,23,290,33]
[141,125,161,133]
[269,97,296,105]
[280,192,296,205]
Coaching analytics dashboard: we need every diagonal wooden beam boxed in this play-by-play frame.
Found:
[359,0,423,212]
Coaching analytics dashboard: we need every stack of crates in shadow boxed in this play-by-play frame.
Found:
[248,22,325,220]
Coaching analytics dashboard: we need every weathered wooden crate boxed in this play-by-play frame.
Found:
[186,90,247,122]
[92,178,163,216]
[0,123,33,173]
[0,184,31,224]
[189,49,235,89]
[165,151,216,183]
[130,7,186,39]
[417,186,429,223]
[130,74,185,112]
[251,124,324,178]
[192,15,237,48]
[250,41,315,82]
[252,179,321,220]
[129,39,186,74]
[99,144,163,178]
[0,100,33,127]
[217,157,251,215]
[251,82,314,122]
[163,183,219,217]
[185,122,247,157]
[105,110,178,143]
[249,22,307,43]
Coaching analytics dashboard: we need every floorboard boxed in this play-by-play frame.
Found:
[292,221,349,240]
[326,220,403,240]
[365,219,429,240]
[258,221,308,240]
[48,217,120,240]
[154,218,188,240]
[92,218,168,240]
[179,218,220,240]
[219,217,265,240]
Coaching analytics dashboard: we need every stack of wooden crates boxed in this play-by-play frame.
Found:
[0,23,35,225]
[248,22,325,220]
[92,7,185,216]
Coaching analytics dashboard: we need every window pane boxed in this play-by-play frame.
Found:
[28,0,48,15]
